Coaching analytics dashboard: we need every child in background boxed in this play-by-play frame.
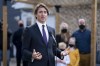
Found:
[55,42,70,66]
[67,37,80,66]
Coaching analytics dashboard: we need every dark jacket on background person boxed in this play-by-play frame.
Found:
[72,29,91,53]
[12,27,27,66]
[12,27,24,58]
[0,29,12,50]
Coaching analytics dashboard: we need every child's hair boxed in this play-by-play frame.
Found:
[58,42,67,49]
[68,37,76,43]
[68,37,77,48]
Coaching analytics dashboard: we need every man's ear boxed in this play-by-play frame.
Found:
[35,15,37,19]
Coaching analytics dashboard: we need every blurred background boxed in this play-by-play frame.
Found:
[0,0,100,66]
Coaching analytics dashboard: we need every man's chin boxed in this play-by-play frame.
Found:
[39,21,45,24]
[38,19,46,23]
[41,20,46,23]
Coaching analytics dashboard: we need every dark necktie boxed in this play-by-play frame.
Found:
[42,25,47,44]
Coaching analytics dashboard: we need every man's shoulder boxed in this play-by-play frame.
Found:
[23,26,32,33]
[47,26,54,30]
[72,30,80,37]
[47,26,55,32]
[85,29,91,33]
[25,23,36,30]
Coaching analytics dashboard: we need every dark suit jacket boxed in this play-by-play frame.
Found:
[22,23,61,66]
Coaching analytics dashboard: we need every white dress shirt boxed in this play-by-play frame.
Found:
[36,20,49,42]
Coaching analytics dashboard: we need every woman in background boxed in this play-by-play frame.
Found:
[56,22,70,47]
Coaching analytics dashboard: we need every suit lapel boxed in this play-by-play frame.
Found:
[33,23,47,46]
[33,23,53,46]
[47,26,52,44]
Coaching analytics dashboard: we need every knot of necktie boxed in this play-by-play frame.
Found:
[42,25,45,28]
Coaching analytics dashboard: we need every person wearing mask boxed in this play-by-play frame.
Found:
[55,42,70,66]
[0,22,12,66]
[67,37,80,66]
[72,19,91,66]
[13,20,28,66]
[56,22,70,47]
[22,3,67,66]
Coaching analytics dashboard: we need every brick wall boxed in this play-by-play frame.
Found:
[56,4,100,50]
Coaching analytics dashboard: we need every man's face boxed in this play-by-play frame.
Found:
[78,19,86,30]
[36,7,48,23]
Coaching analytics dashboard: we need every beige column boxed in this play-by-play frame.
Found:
[55,12,60,33]
[55,5,61,34]
[3,2,7,66]
[91,0,97,66]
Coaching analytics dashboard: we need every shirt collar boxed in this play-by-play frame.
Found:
[36,20,47,27]
[79,28,86,32]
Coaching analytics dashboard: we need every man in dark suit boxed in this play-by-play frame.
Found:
[22,3,66,66]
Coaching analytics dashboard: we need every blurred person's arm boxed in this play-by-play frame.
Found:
[22,27,33,62]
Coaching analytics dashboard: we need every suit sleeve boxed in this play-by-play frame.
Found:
[52,29,62,59]
[56,34,61,44]
[12,31,18,46]
[22,27,33,62]
[12,32,16,45]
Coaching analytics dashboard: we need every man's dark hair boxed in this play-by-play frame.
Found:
[34,3,49,15]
